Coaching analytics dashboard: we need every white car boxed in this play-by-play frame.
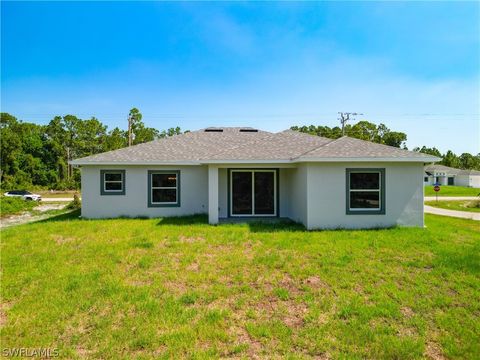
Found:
[3,190,42,201]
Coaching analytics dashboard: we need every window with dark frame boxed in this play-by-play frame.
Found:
[346,169,385,215]
[100,170,125,195]
[148,171,180,207]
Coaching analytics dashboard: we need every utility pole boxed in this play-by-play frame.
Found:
[128,114,132,147]
[338,112,363,135]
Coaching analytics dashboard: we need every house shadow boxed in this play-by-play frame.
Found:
[37,209,81,223]
[155,214,306,233]
[245,220,306,233]
[156,214,209,226]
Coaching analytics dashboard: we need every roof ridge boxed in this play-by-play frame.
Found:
[292,135,343,159]
[199,131,275,160]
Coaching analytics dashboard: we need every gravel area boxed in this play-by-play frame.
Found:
[0,203,67,228]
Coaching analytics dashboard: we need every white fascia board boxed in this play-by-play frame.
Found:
[200,159,292,164]
[69,160,202,166]
[294,156,441,163]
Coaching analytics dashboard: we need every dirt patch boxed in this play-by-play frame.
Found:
[229,325,263,359]
[304,276,331,292]
[401,306,415,318]
[280,274,302,297]
[178,236,205,244]
[283,301,308,328]
[186,262,200,271]
[425,342,446,360]
[397,325,417,337]
[0,301,13,328]
[51,234,76,244]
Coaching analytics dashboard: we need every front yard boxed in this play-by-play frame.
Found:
[424,185,480,197]
[1,213,479,359]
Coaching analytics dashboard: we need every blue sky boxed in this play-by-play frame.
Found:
[2,1,479,153]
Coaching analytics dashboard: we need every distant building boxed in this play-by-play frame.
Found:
[424,164,480,188]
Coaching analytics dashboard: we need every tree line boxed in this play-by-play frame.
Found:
[1,114,478,191]
[291,121,480,170]
[0,109,185,190]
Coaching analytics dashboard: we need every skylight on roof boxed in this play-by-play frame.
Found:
[204,128,223,132]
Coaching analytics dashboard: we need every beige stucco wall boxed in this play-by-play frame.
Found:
[81,165,208,218]
[305,162,425,229]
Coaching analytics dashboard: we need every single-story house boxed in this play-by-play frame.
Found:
[71,127,440,229]
[424,164,480,188]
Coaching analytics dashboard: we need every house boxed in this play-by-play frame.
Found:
[424,164,480,188]
[70,127,440,229]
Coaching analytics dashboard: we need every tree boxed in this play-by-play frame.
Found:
[458,153,479,170]
[128,108,143,146]
[442,150,460,168]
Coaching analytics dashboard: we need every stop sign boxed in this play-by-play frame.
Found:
[434,185,440,192]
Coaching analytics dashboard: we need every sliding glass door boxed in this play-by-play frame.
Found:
[230,170,277,216]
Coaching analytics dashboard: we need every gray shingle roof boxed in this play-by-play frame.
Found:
[425,164,461,175]
[70,127,440,165]
[424,164,480,176]
[298,136,435,160]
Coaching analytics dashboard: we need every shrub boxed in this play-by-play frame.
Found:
[66,194,81,210]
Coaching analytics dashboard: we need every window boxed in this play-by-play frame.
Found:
[229,169,277,217]
[148,171,180,207]
[424,177,429,182]
[100,170,125,195]
[346,169,385,215]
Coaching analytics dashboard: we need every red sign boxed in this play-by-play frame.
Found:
[434,185,440,192]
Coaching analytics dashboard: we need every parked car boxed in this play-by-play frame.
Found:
[3,190,42,201]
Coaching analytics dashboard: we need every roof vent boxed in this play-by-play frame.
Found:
[204,128,224,132]
[239,128,258,132]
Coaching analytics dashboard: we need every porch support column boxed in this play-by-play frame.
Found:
[208,165,219,225]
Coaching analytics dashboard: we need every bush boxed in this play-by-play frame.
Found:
[66,194,81,210]
[0,197,37,217]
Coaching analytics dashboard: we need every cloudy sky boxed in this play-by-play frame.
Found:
[2,2,479,153]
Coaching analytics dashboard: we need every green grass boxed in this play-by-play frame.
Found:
[424,185,480,197]
[425,200,480,213]
[0,197,37,217]
[1,214,479,359]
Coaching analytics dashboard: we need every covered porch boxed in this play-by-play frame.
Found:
[207,164,301,225]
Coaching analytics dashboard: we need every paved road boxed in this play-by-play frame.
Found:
[424,205,480,221]
[42,198,77,202]
[424,196,478,201]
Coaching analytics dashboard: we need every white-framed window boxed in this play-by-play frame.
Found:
[346,169,385,214]
[100,170,125,195]
[148,171,180,207]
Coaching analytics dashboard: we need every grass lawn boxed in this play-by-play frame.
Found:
[1,214,479,359]
[425,200,480,213]
[424,185,480,197]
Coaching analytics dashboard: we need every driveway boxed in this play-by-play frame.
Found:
[42,198,77,202]
[424,205,480,221]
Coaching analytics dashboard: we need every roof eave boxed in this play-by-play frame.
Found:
[69,160,203,166]
[294,156,442,163]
